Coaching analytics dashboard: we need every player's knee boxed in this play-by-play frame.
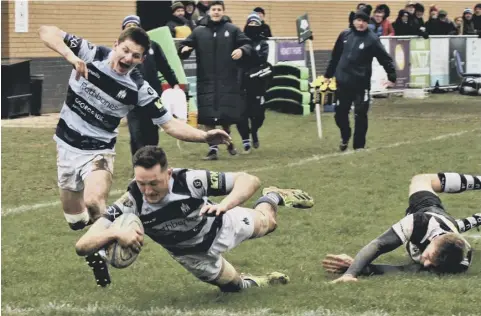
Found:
[64,210,90,231]
[251,209,276,238]
[84,197,105,221]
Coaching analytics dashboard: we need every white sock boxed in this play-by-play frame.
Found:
[64,209,90,224]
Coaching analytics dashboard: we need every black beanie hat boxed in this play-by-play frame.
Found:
[353,10,370,22]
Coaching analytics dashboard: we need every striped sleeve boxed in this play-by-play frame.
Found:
[391,214,414,244]
[103,192,139,222]
[62,32,96,63]
[137,82,172,125]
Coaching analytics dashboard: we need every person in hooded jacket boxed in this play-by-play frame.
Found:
[375,4,395,35]
[325,10,396,151]
[414,3,426,30]
[474,3,481,34]
[235,12,270,154]
[178,1,253,160]
[182,0,199,25]
[167,2,194,38]
[393,9,416,35]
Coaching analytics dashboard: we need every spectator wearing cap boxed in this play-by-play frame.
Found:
[462,8,477,35]
[167,1,194,38]
[438,10,457,35]
[474,3,481,33]
[253,7,273,37]
[178,1,253,160]
[324,10,396,151]
[121,16,180,159]
[235,12,270,153]
[375,4,395,35]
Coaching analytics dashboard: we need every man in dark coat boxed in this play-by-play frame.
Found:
[121,16,180,159]
[167,1,194,38]
[178,1,253,160]
[253,7,273,37]
[474,3,481,34]
[325,10,396,151]
[236,12,270,153]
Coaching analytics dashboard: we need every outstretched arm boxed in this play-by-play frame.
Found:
[374,38,396,84]
[38,25,93,80]
[342,228,404,278]
[409,172,481,197]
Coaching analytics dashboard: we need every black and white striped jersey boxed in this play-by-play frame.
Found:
[104,168,234,255]
[54,32,172,152]
[392,191,471,269]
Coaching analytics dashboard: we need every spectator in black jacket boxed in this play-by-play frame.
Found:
[393,9,416,35]
[325,10,396,151]
[462,8,477,35]
[178,1,253,160]
[121,15,180,159]
[253,7,273,37]
[438,10,457,35]
[474,3,481,33]
[167,1,194,38]
[414,3,426,31]
[236,12,270,153]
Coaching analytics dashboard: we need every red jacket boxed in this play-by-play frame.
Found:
[381,19,395,35]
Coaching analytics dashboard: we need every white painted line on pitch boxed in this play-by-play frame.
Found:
[246,128,480,173]
[465,234,481,239]
[2,128,480,217]
[1,189,124,218]
[1,304,391,316]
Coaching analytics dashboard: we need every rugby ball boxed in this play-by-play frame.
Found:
[105,213,144,269]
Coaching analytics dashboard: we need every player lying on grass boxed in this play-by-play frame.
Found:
[322,172,480,283]
[38,25,230,233]
[75,146,314,289]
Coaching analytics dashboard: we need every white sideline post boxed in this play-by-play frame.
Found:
[308,39,322,139]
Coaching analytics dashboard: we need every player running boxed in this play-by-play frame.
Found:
[75,146,314,289]
[38,25,230,231]
[322,172,480,282]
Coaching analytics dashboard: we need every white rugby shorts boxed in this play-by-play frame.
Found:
[56,143,115,191]
[171,206,254,282]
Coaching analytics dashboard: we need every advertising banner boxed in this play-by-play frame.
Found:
[430,38,450,86]
[390,39,411,89]
[277,41,306,65]
[448,37,467,85]
[410,38,430,87]
[466,37,481,74]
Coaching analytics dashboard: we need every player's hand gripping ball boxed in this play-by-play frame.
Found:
[106,213,144,269]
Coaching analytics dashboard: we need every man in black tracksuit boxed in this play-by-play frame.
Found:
[121,16,180,159]
[325,10,396,151]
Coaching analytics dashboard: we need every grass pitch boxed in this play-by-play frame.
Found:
[1,94,480,316]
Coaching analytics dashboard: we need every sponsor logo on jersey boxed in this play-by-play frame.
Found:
[180,203,190,215]
[209,172,219,189]
[73,97,105,122]
[81,82,119,110]
[87,69,100,79]
[147,87,155,96]
[116,89,127,100]
[193,179,203,189]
